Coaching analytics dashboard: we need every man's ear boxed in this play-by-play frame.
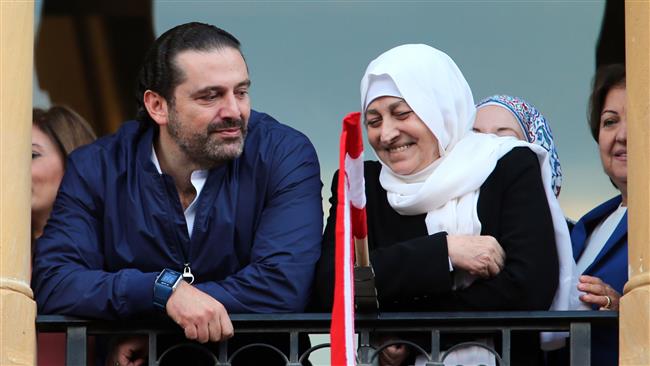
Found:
[143,90,169,127]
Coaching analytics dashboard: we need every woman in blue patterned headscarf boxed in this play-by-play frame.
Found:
[474,95,562,197]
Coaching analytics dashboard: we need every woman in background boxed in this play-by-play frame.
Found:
[473,94,562,197]
[569,64,627,366]
[32,106,96,243]
[32,105,96,366]
[474,95,585,357]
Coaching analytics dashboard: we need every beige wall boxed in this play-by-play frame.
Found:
[621,1,650,364]
[0,1,36,365]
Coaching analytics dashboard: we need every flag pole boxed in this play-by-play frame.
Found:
[354,237,370,267]
[342,113,378,313]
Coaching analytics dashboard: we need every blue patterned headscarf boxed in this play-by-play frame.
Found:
[476,95,562,196]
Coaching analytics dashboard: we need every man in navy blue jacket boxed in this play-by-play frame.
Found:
[32,22,323,364]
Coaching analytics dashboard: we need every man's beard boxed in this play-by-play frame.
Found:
[167,108,248,169]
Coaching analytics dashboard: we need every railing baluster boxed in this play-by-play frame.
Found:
[570,322,591,366]
[65,326,86,366]
[217,340,229,366]
[358,330,372,365]
[148,331,157,366]
[501,328,511,366]
[287,331,301,366]
[431,329,440,361]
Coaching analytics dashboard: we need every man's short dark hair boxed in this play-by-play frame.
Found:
[135,22,243,126]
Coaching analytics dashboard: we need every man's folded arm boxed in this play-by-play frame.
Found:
[195,141,323,313]
[32,158,157,320]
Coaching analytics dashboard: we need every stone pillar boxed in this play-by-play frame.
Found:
[0,1,36,365]
[621,1,650,364]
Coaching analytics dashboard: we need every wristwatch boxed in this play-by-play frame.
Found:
[153,268,183,311]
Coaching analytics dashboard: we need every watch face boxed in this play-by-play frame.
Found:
[160,271,179,286]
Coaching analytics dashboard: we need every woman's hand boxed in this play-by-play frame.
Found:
[447,235,505,278]
[578,275,621,311]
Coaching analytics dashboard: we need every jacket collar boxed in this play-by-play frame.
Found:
[585,210,627,274]
[571,195,626,266]
[136,124,159,174]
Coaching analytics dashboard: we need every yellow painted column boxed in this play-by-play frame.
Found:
[621,1,650,365]
[0,1,36,365]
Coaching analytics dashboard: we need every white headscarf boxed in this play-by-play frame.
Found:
[360,45,576,334]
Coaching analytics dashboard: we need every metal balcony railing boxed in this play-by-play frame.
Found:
[36,311,617,366]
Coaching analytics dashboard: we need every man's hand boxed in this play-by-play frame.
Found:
[106,336,147,366]
[447,235,505,278]
[166,281,234,343]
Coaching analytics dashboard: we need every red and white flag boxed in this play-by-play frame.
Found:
[331,112,367,366]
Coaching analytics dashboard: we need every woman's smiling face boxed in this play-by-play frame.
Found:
[365,96,440,175]
[598,86,627,193]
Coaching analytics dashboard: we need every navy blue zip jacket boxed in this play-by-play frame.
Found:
[32,111,323,319]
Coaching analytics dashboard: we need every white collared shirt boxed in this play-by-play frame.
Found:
[151,146,208,238]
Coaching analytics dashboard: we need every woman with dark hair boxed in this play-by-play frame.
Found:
[32,105,96,366]
[570,63,627,366]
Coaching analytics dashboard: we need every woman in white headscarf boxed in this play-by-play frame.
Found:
[315,44,574,366]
